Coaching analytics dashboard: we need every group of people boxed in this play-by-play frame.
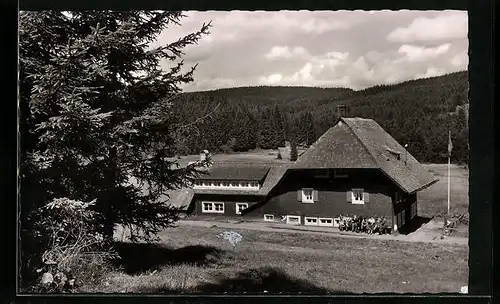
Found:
[338,215,391,235]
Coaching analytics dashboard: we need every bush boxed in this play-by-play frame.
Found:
[22,198,118,293]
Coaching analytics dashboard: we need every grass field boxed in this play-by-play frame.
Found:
[86,225,468,294]
[419,163,469,219]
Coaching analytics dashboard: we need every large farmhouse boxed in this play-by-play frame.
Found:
[184,117,438,233]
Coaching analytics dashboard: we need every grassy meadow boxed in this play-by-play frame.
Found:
[85,224,468,294]
[419,163,469,219]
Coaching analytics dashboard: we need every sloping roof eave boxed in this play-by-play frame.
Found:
[408,177,440,194]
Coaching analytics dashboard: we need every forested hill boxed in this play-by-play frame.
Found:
[170,71,469,164]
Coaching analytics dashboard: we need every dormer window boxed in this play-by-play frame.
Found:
[193,179,260,191]
[385,147,401,160]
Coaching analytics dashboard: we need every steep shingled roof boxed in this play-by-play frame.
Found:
[293,117,438,194]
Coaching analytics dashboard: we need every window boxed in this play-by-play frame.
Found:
[202,202,213,212]
[214,203,224,212]
[202,201,224,214]
[264,214,274,221]
[395,191,401,203]
[302,188,314,203]
[395,191,406,204]
[319,218,334,227]
[386,147,401,160]
[194,180,259,190]
[333,217,340,228]
[304,217,318,226]
[236,203,249,215]
[352,189,364,204]
[401,209,406,226]
[286,215,301,225]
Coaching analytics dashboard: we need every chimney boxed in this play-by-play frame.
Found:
[336,104,347,117]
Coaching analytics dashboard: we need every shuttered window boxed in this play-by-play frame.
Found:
[347,189,370,204]
[298,188,316,203]
[351,189,365,204]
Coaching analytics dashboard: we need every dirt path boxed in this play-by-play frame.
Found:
[177,219,468,246]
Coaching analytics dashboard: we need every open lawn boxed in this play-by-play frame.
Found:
[85,224,468,294]
[419,164,469,219]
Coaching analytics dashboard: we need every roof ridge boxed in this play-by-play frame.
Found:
[343,119,381,169]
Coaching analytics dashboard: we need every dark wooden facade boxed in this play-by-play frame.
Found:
[245,169,416,232]
[190,194,264,220]
[188,169,419,233]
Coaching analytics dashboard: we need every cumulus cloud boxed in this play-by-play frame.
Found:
[387,11,468,43]
[156,10,469,92]
[397,43,451,62]
[258,44,461,90]
[265,46,310,60]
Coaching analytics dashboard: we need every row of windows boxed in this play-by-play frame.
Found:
[299,188,367,204]
[194,180,259,188]
[263,214,340,227]
[201,201,249,214]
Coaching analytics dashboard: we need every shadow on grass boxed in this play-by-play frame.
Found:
[113,242,224,274]
[399,216,433,235]
[143,267,354,294]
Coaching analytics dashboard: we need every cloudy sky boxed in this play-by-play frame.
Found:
[153,10,468,92]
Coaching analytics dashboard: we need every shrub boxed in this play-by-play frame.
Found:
[23,198,118,293]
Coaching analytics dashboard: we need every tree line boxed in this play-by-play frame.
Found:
[170,71,469,164]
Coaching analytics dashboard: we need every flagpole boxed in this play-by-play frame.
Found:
[447,130,451,219]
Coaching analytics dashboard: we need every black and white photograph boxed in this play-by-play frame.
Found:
[19,9,471,294]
